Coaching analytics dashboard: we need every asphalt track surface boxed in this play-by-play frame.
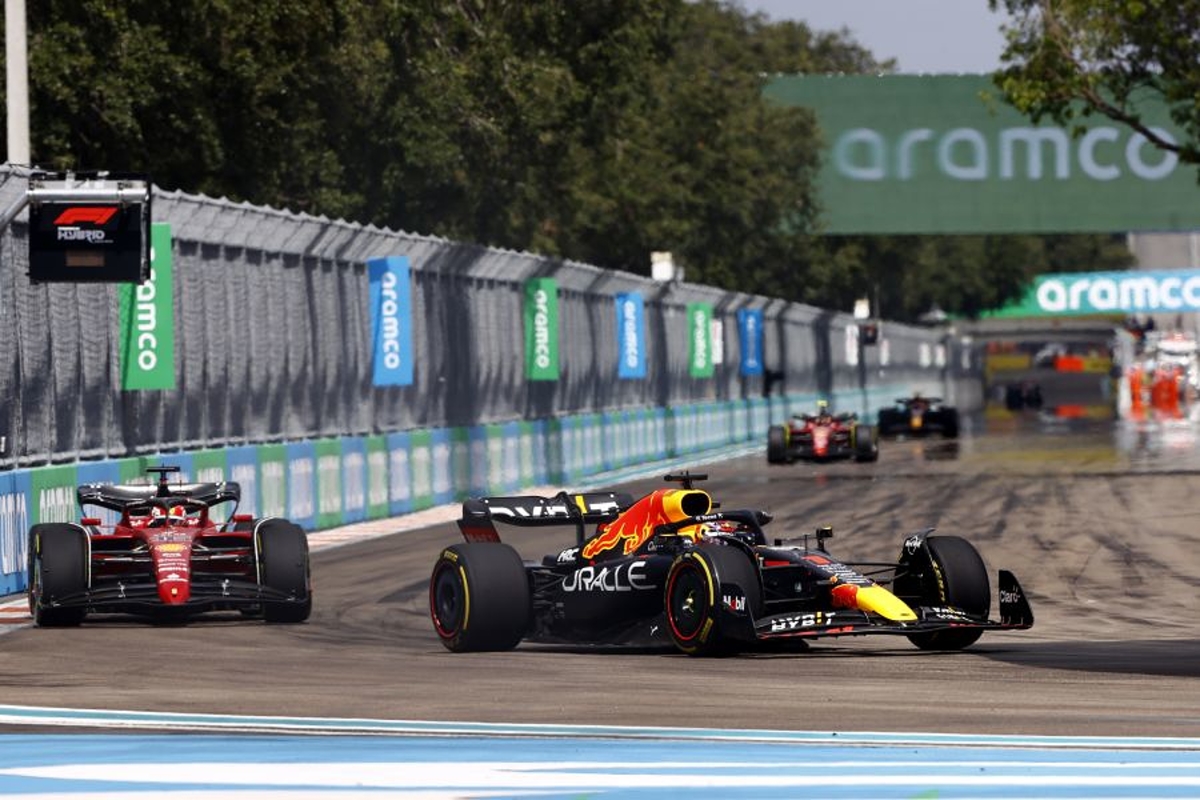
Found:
[4,406,1200,739]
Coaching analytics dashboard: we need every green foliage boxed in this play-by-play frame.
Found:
[991,0,1200,168]
[27,0,390,219]
[4,0,1137,323]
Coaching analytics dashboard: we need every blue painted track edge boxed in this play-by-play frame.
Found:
[2,704,1200,750]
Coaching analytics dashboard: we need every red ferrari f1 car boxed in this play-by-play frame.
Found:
[767,401,879,464]
[27,465,312,626]
[429,473,1033,655]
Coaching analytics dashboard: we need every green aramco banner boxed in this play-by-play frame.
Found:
[687,302,714,378]
[524,277,560,380]
[118,222,175,390]
[764,75,1199,235]
[990,269,1200,317]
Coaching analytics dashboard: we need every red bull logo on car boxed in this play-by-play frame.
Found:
[581,489,711,560]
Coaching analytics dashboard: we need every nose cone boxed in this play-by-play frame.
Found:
[152,543,193,605]
[853,584,918,622]
[157,577,191,605]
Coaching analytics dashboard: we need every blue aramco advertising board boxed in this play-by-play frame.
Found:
[368,255,414,387]
[737,308,764,376]
[615,292,647,379]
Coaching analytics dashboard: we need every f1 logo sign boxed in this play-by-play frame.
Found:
[54,206,118,226]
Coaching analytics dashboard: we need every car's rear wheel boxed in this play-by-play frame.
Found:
[28,523,88,627]
[430,543,531,652]
[900,535,990,651]
[766,425,788,464]
[942,409,960,439]
[665,544,761,656]
[256,519,312,623]
[1004,385,1025,410]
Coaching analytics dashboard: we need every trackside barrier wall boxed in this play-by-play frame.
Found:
[0,166,975,472]
[0,382,932,594]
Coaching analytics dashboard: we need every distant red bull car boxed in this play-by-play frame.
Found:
[27,465,312,626]
[766,404,878,464]
[429,472,1032,655]
[877,394,960,438]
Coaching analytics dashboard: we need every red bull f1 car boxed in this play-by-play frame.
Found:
[27,465,312,626]
[429,473,1033,655]
[767,403,879,464]
[877,394,960,438]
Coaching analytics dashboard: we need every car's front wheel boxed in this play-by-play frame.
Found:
[28,524,89,627]
[664,544,761,656]
[256,519,312,623]
[854,425,879,462]
[766,425,789,464]
[899,535,990,651]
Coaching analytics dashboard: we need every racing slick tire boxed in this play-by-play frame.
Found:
[876,409,901,436]
[942,409,960,439]
[665,544,762,656]
[256,519,312,623]
[28,524,88,627]
[766,425,789,464]
[1004,384,1026,410]
[430,543,531,652]
[853,425,879,462]
[899,535,990,651]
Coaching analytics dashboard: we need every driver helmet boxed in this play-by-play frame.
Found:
[699,520,741,537]
[152,504,187,523]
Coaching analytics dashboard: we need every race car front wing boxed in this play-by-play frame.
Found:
[753,569,1034,641]
[33,578,305,615]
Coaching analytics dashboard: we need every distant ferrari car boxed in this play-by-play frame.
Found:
[877,394,960,438]
[27,465,312,626]
[766,401,878,464]
[428,472,1033,655]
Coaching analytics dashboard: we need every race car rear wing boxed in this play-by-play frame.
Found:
[458,491,634,543]
[78,481,242,513]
